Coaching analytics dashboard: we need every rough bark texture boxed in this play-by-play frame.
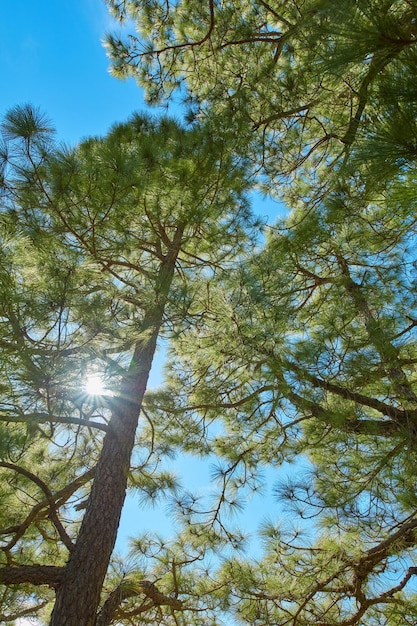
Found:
[49,237,182,626]
[0,565,63,587]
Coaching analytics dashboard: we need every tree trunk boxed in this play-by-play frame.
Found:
[49,232,182,626]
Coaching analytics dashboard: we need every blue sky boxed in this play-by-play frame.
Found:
[2,0,291,578]
[1,0,147,141]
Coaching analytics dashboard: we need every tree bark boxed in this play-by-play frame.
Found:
[0,565,63,587]
[49,230,183,626]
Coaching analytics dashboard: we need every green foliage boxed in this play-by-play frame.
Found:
[159,162,417,622]
[0,104,255,624]
[3,0,417,624]
[105,0,417,195]
[100,1,417,624]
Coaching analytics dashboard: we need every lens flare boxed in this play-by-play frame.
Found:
[85,374,106,396]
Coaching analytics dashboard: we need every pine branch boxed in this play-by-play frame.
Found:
[0,600,49,623]
[0,467,95,552]
[0,411,109,432]
[0,565,63,587]
[0,463,74,553]
[288,363,417,427]
[96,579,183,626]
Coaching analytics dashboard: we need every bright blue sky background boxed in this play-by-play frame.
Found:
[2,0,296,586]
[1,0,145,140]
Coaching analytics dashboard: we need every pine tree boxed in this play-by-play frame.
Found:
[3,0,417,623]
[162,174,417,622]
[0,105,255,625]
[102,1,417,623]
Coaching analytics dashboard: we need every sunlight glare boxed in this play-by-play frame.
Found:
[85,374,106,396]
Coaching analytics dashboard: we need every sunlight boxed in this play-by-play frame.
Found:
[85,374,107,396]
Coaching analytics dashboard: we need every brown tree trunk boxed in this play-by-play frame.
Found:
[49,231,182,626]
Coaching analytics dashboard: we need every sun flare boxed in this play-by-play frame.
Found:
[85,374,107,396]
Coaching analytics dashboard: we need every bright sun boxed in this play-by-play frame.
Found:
[85,374,107,396]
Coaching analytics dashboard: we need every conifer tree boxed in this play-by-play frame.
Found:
[105,0,417,187]
[102,1,417,624]
[161,169,417,622]
[0,106,255,625]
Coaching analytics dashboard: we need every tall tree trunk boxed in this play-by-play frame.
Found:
[50,230,183,626]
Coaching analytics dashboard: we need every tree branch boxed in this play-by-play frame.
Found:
[141,0,215,56]
[0,465,95,553]
[0,462,74,553]
[0,600,49,623]
[0,412,109,432]
[96,579,183,626]
[0,564,63,588]
[282,386,402,437]
[291,366,417,426]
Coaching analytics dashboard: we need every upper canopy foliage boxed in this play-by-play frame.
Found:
[105,0,417,192]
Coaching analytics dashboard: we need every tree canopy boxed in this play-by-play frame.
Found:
[105,0,417,188]
[1,0,417,624]
[0,107,255,624]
